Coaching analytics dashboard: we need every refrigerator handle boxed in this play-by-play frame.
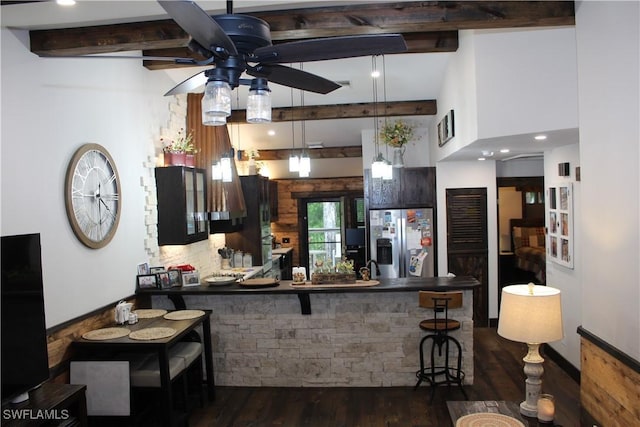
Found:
[399,216,406,277]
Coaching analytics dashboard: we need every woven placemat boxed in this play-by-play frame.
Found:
[129,327,176,341]
[133,309,168,319]
[456,413,525,427]
[163,310,205,321]
[82,327,130,341]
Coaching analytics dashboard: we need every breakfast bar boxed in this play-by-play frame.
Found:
[138,276,479,388]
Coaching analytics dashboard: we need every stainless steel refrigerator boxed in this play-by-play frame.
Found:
[368,208,435,278]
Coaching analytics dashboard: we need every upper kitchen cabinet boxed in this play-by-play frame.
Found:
[365,167,436,209]
[155,166,208,245]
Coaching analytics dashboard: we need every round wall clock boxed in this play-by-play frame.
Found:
[64,143,121,249]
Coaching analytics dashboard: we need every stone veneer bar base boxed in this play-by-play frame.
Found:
[152,290,473,387]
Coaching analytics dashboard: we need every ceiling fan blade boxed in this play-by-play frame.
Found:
[252,34,407,64]
[247,64,340,94]
[164,70,208,96]
[158,0,238,56]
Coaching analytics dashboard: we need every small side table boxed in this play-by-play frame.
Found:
[2,383,87,426]
[447,401,560,427]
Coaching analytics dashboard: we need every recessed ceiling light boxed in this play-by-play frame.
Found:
[500,149,510,153]
[481,151,494,157]
[478,157,486,161]
[534,135,547,141]
[57,0,76,5]
[371,70,380,78]
[267,130,276,136]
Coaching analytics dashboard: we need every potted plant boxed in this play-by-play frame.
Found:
[161,128,195,167]
[380,119,415,167]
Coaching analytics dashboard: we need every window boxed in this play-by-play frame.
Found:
[307,201,342,270]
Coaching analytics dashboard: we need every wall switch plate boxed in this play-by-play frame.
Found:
[282,237,290,243]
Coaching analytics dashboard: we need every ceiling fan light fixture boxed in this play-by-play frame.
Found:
[246,78,272,124]
[202,79,231,126]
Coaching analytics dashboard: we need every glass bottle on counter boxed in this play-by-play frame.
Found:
[243,252,253,268]
[233,250,243,269]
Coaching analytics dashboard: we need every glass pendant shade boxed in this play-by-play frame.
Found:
[289,154,300,172]
[246,78,272,123]
[298,154,311,177]
[382,160,394,180]
[202,80,231,126]
[211,161,222,180]
[220,157,233,182]
[371,153,386,179]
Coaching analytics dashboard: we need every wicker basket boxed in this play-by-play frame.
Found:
[311,273,356,285]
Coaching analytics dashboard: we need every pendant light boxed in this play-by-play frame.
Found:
[288,87,300,172]
[297,65,311,177]
[381,55,395,179]
[370,55,387,179]
[246,78,272,123]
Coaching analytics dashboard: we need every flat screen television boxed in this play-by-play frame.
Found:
[1,233,50,404]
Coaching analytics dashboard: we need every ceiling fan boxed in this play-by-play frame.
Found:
[158,0,408,98]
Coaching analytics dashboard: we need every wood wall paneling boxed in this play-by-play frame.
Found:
[580,337,640,427]
[271,177,364,266]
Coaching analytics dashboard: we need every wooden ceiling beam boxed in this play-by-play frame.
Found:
[141,30,459,70]
[29,1,574,57]
[226,100,436,123]
[238,146,362,161]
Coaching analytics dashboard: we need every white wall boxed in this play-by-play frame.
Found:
[474,27,579,139]
[436,160,499,319]
[1,28,175,326]
[575,1,640,361]
[544,143,582,368]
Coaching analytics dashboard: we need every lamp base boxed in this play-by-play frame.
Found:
[520,343,545,418]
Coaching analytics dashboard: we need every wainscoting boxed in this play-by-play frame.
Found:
[578,326,640,426]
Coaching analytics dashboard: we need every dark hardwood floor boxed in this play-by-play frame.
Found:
[185,327,581,427]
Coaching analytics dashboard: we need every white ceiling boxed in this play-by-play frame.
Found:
[1,0,577,159]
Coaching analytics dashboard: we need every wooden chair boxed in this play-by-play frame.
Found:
[414,291,468,402]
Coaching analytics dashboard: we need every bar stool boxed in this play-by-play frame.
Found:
[414,290,468,402]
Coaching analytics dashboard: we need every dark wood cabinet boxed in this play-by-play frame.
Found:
[226,175,272,267]
[365,167,436,209]
[268,180,278,221]
[155,166,208,245]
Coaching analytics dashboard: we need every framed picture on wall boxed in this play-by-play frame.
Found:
[547,183,573,268]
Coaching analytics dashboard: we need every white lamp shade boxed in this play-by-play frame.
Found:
[211,162,222,180]
[371,159,385,178]
[498,284,563,344]
[382,161,393,180]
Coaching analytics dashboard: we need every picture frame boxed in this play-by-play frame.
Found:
[437,109,455,147]
[167,269,182,288]
[157,272,171,289]
[149,266,165,274]
[136,273,158,289]
[547,182,574,268]
[137,262,149,275]
[181,270,200,287]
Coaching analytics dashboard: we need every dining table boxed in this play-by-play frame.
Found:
[72,309,214,427]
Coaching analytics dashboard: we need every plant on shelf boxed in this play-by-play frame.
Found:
[380,119,414,148]
[161,128,195,154]
[161,128,197,167]
[335,258,355,274]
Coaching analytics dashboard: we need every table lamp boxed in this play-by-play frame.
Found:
[497,283,563,417]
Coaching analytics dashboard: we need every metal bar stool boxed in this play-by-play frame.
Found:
[414,290,468,402]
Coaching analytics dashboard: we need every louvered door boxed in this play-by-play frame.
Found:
[446,188,488,326]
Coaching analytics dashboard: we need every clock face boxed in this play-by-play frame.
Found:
[64,144,121,249]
